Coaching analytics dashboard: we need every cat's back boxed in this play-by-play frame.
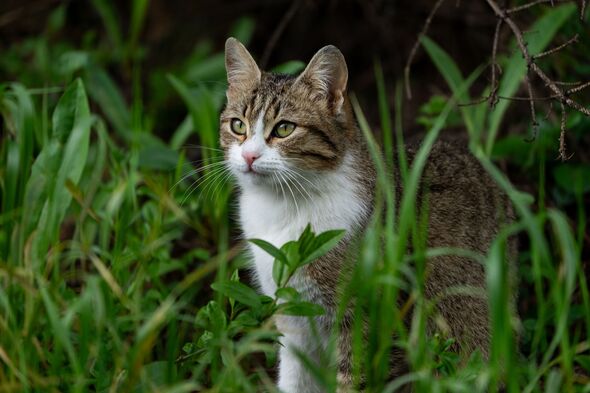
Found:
[403,140,517,357]
[405,140,515,253]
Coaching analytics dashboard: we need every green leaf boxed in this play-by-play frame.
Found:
[421,36,479,138]
[282,241,301,268]
[211,281,262,309]
[28,79,92,265]
[275,287,300,301]
[300,229,346,266]
[195,301,226,332]
[272,258,289,288]
[138,144,180,171]
[277,301,325,317]
[51,78,89,143]
[85,65,131,139]
[249,239,288,264]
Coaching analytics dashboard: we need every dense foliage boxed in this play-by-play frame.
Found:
[0,2,589,392]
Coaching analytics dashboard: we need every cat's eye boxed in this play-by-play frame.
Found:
[273,121,296,138]
[230,118,247,135]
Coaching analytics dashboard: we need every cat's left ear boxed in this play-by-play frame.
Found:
[225,37,261,95]
[296,45,348,113]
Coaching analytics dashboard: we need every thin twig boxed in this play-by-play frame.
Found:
[490,18,503,108]
[559,101,568,160]
[458,95,491,107]
[404,0,446,99]
[485,0,590,117]
[506,0,574,14]
[458,81,590,105]
[567,80,590,94]
[532,34,579,60]
[554,80,585,86]
[524,71,539,141]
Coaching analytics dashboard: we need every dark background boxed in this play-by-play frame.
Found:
[0,0,508,135]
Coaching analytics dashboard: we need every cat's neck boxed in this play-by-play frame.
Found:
[239,148,374,244]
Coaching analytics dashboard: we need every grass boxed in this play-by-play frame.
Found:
[1,2,589,392]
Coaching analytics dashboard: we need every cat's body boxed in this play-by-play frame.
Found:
[220,38,516,392]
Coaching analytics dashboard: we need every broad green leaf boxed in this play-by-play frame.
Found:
[195,300,226,332]
[300,229,346,266]
[277,301,325,317]
[85,65,131,139]
[275,287,300,301]
[26,79,92,265]
[52,78,90,143]
[273,257,289,287]
[282,241,301,268]
[211,281,262,309]
[249,238,288,264]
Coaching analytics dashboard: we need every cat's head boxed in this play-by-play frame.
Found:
[220,38,357,192]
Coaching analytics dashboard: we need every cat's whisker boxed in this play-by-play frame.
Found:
[282,169,315,209]
[204,169,233,202]
[170,161,228,192]
[198,166,232,202]
[283,167,318,193]
[274,172,287,204]
[278,171,300,217]
[180,165,229,206]
[182,144,225,152]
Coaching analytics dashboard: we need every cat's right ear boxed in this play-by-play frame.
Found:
[225,37,261,96]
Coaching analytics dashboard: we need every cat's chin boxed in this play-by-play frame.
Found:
[237,171,275,189]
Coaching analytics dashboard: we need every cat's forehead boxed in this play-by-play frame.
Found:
[229,72,302,117]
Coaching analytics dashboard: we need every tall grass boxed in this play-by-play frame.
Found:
[0,2,589,392]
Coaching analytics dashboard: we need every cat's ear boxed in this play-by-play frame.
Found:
[225,37,261,94]
[296,45,348,112]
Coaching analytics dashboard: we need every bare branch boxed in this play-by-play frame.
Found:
[485,0,590,117]
[404,0,446,99]
[567,80,590,94]
[506,0,575,14]
[559,101,568,160]
[532,34,579,60]
[489,18,503,108]
[524,71,539,141]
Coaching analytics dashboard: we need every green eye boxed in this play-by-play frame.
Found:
[274,121,296,138]
[230,118,246,135]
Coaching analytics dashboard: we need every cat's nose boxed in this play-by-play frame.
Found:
[242,151,259,169]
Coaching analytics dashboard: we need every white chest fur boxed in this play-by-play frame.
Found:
[238,160,368,297]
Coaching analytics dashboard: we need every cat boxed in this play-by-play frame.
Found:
[219,37,517,392]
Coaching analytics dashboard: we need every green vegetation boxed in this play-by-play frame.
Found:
[1,2,588,392]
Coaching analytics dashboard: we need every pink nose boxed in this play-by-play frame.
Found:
[242,151,259,168]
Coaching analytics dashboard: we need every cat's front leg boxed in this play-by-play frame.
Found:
[277,343,324,393]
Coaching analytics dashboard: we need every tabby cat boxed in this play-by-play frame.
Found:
[219,37,516,392]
